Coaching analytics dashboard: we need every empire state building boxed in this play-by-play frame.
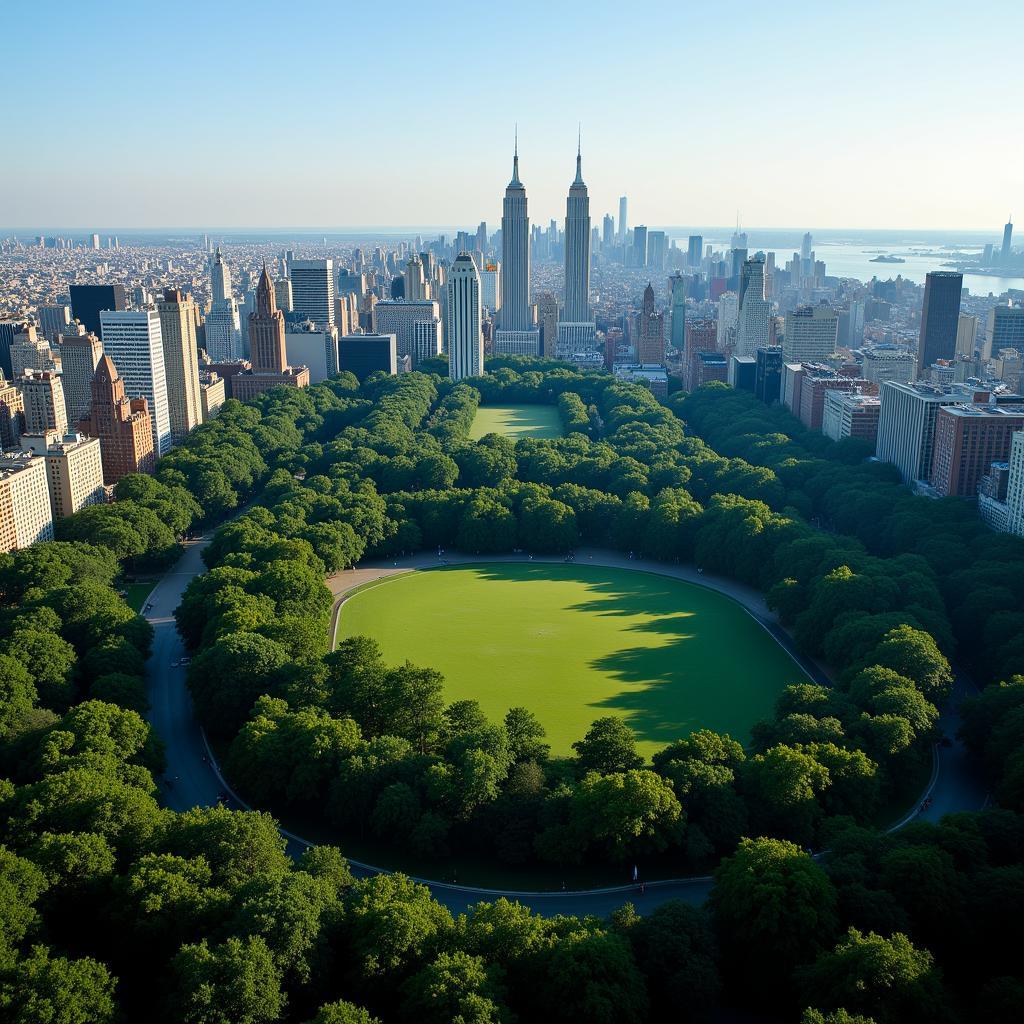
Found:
[563,142,591,322]
[500,140,530,331]
[557,140,597,360]
[494,136,541,356]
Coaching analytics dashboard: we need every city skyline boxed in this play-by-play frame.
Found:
[6,0,1021,231]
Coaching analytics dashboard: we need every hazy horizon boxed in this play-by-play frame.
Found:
[6,0,1021,231]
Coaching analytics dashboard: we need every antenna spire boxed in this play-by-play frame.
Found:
[510,124,521,186]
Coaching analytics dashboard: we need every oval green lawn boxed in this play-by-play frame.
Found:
[337,563,809,758]
[469,404,564,440]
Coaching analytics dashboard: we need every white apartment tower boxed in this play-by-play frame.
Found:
[735,255,771,356]
[99,309,173,456]
[446,254,483,381]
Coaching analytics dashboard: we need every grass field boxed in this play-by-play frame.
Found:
[337,563,808,757]
[469,404,564,440]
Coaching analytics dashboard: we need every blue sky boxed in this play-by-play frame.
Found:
[5,0,1021,229]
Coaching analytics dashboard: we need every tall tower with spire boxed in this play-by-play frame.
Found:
[248,264,287,373]
[554,136,597,362]
[563,135,592,324]
[494,130,541,356]
[210,246,231,304]
[500,131,531,332]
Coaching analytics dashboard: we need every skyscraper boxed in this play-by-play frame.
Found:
[632,226,648,268]
[156,289,203,443]
[500,138,531,332]
[404,255,428,301]
[602,214,614,247]
[373,299,443,367]
[1002,218,1014,264]
[637,284,665,364]
[38,305,71,344]
[494,138,539,356]
[563,142,591,323]
[537,293,559,359]
[248,266,287,373]
[0,321,30,379]
[78,355,155,484]
[783,305,839,363]
[69,284,127,336]
[917,271,963,376]
[687,235,703,269]
[735,255,770,356]
[647,231,667,271]
[289,259,336,328]
[618,195,628,241]
[274,278,293,312]
[669,272,687,351]
[232,266,311,401]
[20,370,68,436]
[56,331,103,422]
[556,143,597,359]
[987,303,1024,360]
[446,253,483,381]
[203,299,244,362]
[210,246,232,304]
[98,309,172,456]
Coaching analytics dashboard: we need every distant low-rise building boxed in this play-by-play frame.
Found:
[612,364,669,398]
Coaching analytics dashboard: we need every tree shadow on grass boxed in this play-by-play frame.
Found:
[469,563,794,749]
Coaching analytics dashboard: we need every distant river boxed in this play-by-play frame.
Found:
[684,233,1023,294]
[808,242,1020,294]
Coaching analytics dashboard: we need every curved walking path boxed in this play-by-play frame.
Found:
[144,538,989,917]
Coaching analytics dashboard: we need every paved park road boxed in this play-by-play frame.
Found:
[145,540,988,917]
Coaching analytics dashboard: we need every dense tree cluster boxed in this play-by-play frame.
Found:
[676,383,1024,686]
[2,364,1023,1020]
[178,369,949,881]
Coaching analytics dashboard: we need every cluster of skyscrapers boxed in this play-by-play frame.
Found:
[2,154,1022,552]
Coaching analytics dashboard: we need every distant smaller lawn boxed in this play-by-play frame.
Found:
[469,404,564,441]
[124,582,156,612]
